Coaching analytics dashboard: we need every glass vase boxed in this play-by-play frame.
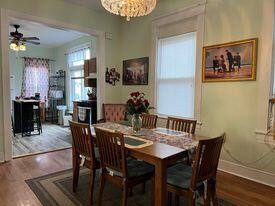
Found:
[131,114,142,133]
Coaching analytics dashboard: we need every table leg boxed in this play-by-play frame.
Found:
[154,160,167,206]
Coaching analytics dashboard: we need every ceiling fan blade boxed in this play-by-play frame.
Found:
[22,37,39,41]
[25,41,40,45]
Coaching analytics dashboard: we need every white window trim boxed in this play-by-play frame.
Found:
[150,1,206,125]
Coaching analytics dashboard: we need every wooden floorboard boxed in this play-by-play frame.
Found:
[12,123,72,157]
[0,149,274,206]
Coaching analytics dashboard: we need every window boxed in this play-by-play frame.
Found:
[156,32,196,118]
[67,46,90,108]
[68,48,90,67]
[22,58,50,102]
[70,69,88,103]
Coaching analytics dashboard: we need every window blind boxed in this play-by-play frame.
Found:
[156,32,196,118]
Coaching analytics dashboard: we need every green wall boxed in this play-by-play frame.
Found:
[9,46,55,97]
[119,0,274,174]
[1,0,274,175]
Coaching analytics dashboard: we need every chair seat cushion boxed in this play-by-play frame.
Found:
[167,163,193,189]
[127,158,154,178]
[106,158,154,178]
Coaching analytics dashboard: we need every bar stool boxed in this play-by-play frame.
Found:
[33,105,42,134]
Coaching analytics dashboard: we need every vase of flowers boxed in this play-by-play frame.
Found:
[126,92,152,133]
[131,114,142,133]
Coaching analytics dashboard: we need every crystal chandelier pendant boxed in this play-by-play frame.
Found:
[101,0,157,21]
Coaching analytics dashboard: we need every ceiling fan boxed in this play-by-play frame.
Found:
[9,24,40,51]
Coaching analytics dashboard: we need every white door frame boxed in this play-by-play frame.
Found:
[0,9,106,161]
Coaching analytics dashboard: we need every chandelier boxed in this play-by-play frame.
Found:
[101,0,157,21]
[10,41,26,52]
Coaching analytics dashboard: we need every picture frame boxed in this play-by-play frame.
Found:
[123,57,149,85]
[202,38,258,82]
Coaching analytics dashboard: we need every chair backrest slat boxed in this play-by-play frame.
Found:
[141,114,158,129]
[69,121,96,161]
[190,134,225,189]
[103,104,126,122]
[95,127,127,177]
[166,117,197,134]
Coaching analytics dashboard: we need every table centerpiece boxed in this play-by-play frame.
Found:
[126,91,153,133]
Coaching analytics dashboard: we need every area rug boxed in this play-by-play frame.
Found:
[26,169,235,206]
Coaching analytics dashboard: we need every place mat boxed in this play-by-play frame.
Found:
[124,135,153,148]
[153,127,189,136]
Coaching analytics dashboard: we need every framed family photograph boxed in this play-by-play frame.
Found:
[202,38,258,82]
[123,57,149,85]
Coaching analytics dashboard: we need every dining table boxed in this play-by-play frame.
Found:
[91,121,201,206]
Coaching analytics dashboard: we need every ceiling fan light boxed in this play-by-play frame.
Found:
[9,43,17,50]
[19,44,26,51]
[13,45,20,52]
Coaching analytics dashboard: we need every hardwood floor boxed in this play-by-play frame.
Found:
[0,149,72,206]
[0,149,274,206]
[13,123,71,157]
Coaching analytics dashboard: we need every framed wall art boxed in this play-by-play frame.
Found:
[123,57,149,85]
[202,38,257,82]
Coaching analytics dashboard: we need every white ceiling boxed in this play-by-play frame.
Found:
[9,18,88,48]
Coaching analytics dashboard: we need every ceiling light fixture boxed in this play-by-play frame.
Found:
[101,0,156,21]
[9,41,27,52]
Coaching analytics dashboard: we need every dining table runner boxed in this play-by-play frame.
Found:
[93,122,198,151]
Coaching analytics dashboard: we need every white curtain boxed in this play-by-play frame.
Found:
[21,57,49,102]
[157,32,196,118]
[67,47,90,67]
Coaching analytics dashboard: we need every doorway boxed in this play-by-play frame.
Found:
[1,9,106,160]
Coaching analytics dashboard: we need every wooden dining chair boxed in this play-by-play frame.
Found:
[166,133,225,206]
[94,127,154,206]
[69,121,100,205]
[141,114,158,129]
[98,104,126,123]
[166,117,197,165]
[166,116,197,134]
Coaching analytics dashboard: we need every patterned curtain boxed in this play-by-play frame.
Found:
[21,57,49,102]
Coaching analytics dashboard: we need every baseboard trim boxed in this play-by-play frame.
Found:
[0,152,4,163]
[218,160,275,188]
